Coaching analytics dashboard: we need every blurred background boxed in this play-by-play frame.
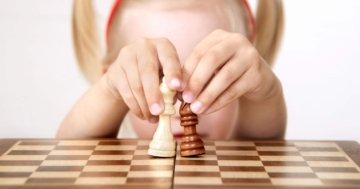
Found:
[0,0,359,141]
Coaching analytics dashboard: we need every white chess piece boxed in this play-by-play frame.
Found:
[148,77,176,157]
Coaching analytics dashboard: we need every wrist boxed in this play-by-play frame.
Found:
[99,73,124,103]
[243,76,283,103]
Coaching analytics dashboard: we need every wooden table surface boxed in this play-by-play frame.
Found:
[0,139,360,189]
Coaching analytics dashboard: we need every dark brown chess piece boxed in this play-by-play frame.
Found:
[179,101,205,156]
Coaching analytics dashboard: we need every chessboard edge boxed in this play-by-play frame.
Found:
[0,139,18,156]
[336,140,360,167]
[0,138,150,156]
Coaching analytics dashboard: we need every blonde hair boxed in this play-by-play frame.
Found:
[72,0,102,84]
[255,0,284,67]
[72,0,284,83]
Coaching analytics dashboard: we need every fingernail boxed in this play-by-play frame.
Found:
[191,101,203,113]
[150,117,158,123]
[183,91,193,103]
[171,78,180,88]
[150,103,162,115]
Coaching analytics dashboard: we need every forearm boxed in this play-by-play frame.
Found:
[236,79,287,139]
[56,74,129,138]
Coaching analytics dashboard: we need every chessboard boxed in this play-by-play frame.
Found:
[0,139,360,189]
[0,139,174,189]
[174,140,360,188]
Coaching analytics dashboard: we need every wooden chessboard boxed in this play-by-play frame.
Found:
[0,139,360,189]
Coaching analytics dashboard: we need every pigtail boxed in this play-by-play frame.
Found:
[72,0,102,84]
[254,0,284,67]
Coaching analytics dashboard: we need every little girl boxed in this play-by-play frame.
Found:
[57,0,287,139]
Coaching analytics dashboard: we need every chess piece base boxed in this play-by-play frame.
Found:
[148,138,176,157]
[180,138,206,157]
[148,149,176,157]
[180,147,205,157]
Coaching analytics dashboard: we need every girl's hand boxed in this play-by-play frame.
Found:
[105,38,182,123]
[181,29,280,114]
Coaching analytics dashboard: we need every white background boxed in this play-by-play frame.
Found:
[0,0,359,141]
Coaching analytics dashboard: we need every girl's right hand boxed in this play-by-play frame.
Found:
[105,38,182,123]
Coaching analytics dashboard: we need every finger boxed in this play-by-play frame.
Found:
[118,78,145,120]
[119,46,151,121]
[183,38,239,104]
[190,54,249,114]
[150,116,159,123]
[181,31,224,92]
[155,38,182,90]
[136,39,164,116]
[176,91,183,102]
[114,64,145,120]
[202,71,254,114]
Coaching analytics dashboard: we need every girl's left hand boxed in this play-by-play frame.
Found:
[181,29,280,114]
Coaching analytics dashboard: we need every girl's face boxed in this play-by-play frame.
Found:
[106,0,249,139]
